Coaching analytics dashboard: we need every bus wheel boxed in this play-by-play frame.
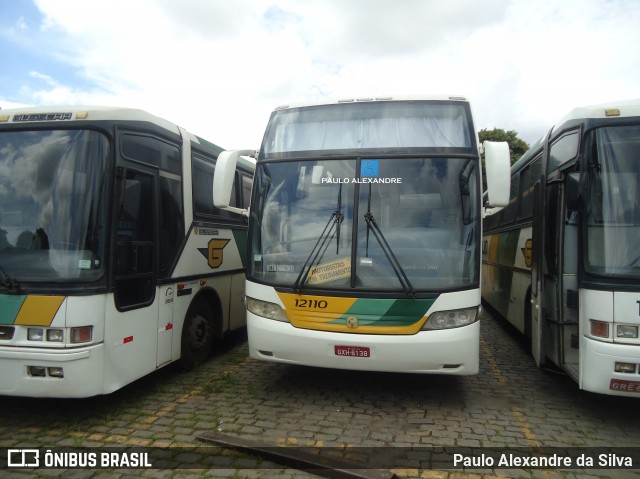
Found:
[180,300,214,369]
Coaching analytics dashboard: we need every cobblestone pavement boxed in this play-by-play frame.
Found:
[1,309,640,479]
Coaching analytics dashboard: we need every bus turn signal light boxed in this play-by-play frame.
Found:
[70,326,93,343]
[590,320,609,338]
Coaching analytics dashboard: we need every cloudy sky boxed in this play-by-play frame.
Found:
[1,0,638,149]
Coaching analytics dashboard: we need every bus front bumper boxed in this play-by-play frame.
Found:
[247,313,479,375]
[0,343,105,398]
[581,336,640,397]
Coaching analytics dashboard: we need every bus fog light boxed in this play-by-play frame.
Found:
[590,320,609,338]
[617,325,638,339]
[48,367,64,378]
[28,366,46,377]
[28,328,44,341]
[423,307,478,330]
[70,326,93,343]
[246,297,288,322]
[615,362,636,374]
[47,329,64,342]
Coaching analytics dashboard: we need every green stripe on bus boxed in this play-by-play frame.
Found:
[0,295,27,325]
[330,297,435,326]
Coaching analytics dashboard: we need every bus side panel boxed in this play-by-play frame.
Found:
[172,227,246,280]
[103,294,159,394]
[482,226,532,335]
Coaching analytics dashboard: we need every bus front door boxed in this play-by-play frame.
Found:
[531,181,545,366]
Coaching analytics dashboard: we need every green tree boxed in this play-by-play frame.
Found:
[479,128,529,165]
[479,128,529,192]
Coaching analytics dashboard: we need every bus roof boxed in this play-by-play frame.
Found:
[0,105,183,130]
[512,98,640,172]
[553,98,640,130]
[272,95,470,111]
[0,105,228,154]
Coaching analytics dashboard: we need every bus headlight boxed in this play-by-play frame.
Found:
[27,328,45,341]
[422,307,478,330]
[617,325,639,339]
[46,329,64,342]
[246,297,288,322]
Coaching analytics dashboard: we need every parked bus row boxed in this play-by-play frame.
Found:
[482,100,640,397]
[7,97,637,399]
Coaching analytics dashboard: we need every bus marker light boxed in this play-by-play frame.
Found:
[617,325,638,339]
[200,280,207,287]
[47,367,64,378]
[615,362,637,374]
[590,320,609,338]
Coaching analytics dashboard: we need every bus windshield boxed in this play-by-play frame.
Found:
[586,125,640,278]
[250,156,479,293]
[0,130,109,283]
[261,101,473,156]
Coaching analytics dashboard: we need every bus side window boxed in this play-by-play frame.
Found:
[121,134,183,276]
[192,155,239,222]
[159,174,184,275]
[549,131,579,172]
[115,170,155,310]
[518,156,542,221]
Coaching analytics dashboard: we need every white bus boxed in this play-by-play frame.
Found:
[215,96,509,374]
[482,100,640,396]
[0,106,254,397]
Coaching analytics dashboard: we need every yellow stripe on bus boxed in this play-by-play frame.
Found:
[14,296,65,326]
[278,293,358,322]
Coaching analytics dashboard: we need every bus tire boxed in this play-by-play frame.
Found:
[180,299,214,369]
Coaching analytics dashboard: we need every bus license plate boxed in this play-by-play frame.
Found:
[610,378,640,393]
[334,345,370,358]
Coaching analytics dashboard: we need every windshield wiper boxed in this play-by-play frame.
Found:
[0,261,21,292]
[364,184,415,298]
[293,184,344,292]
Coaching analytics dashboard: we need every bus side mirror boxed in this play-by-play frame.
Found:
[483,141,511,207]
[565,171,587,211]
[213,149,255,218]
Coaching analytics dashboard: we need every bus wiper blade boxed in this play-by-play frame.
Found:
[363,183,415,297]
[293,209,343,293]
[0,261,21,292]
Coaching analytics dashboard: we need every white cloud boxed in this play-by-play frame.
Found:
[2,0,638,149]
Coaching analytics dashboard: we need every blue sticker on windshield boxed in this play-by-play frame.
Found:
[361,159,379,177]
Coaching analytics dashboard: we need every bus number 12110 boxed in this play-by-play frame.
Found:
[295,299,328,309]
